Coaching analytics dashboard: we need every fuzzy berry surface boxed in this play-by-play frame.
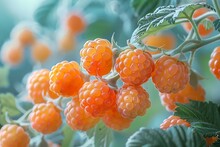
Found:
[209,46,220,79]
[160,115,190,130]
[49,61,84,97]
[27,69,58,104]
[160,83,205,111]
[80,38,113,76]
[102,105,133,131]
[116,85,151,119]
[152,55,189,93]
[79,80,116,117]
[115,49,155,85]
[29,102,62,134]
[64,98,99,131]
[0,124,30,147]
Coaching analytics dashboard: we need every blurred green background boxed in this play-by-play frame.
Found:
[0,0,220,146]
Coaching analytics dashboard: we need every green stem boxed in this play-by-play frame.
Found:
[189,50,196,66]
[189,18,201,40]
[153,34,220,59]
[212,0,220,17]
[172,34,220,55]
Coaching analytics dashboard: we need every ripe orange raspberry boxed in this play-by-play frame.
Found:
[102,106,133,131]
[29,102,62,134]
[79,80,116,117]
[66,12,86,34]
[80,38,113,76]
[142,34,176,55]
[27,69,58,104]
[64,98,99,131]
[160,115,191,130]
[12,27,35,46]
[209,47,220,79]
[115,49,155,85]
[152,55,189,93]
[117,85,151,119]
[0,124,30,147]
[49,61,85,97]
[58,32,75,52]
[160,83,205,111]
[31,41,51,63]
[1,41,24,66]
[205,136,218,146]
[182,8,215,37]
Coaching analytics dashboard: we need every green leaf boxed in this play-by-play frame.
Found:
[85,122,112,147]
[200,18,214,30]
[175,101,220,134]
[61,125,75,147]
[0,66,9,88]
[131,0,180,18]
[0,93,21,125]
[126,126,206,147]
[213,19,220,32]
[34,0,60,29]
[130,3,214,47]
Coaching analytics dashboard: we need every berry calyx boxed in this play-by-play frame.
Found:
[79,80,116,117]
[29,102,62,134]
[160,115,191,130]
[115,49,155,85]
[80,38,113,76]
[64,98,99,131]
[117,85,151,119]
[152,55,189,93]
[0,124,30,147]
[49,61,85,97]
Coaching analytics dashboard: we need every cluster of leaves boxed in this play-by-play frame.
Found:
[126,100,220,147]
[130,3,215,47]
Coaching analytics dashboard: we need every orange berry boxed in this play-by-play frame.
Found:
[1,41,24,66]
[58,32,75,52]
[115,49,155,85]
[12,27,35,45]
[160,115,191,130]
[152,55,189,93]
[117,85,151,119]
[0,124,30,147]
[64,98,99,131]
[29,102,62,134]
[205,136,218,146]
[142,34,176,54]
[80,38,113,76]
[27,69,58,104]
[79,80,116,117]
[66,12,86,34]
[182,8,215,37]
[102,105,133,131]
[209,47,220,79]
[49,61,84,97]
[160,83,205,111]
[31,41,51,63]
